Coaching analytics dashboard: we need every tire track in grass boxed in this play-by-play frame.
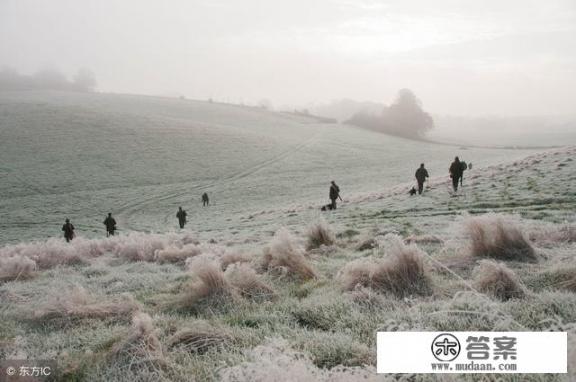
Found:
[116,128,326,230]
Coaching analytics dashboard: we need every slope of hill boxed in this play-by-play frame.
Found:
[0,91,540,244]
[0,91,574,381]
[0,143,575,381]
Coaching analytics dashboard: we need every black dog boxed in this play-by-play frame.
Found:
[321,203,335,211]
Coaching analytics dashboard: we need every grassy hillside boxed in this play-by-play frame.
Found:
[0,91,538,244]
[1,126,575,382]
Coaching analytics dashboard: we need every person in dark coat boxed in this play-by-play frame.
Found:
[176,206,187,229]
[415,163,429,195]
[62,218,75,243]
[103,213,117,237]
[329,181,341,210]
[202,193,209,206]
[449,156,463,192]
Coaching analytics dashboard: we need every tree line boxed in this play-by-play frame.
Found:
[0,67,96,92]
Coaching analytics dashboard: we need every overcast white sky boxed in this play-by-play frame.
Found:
[1,0,575,116]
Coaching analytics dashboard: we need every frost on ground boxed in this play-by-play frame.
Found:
[0,138,575,380]
[32,285,139,324]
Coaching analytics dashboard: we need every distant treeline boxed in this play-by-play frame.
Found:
[289,109,337,124]
[0,67,96,92]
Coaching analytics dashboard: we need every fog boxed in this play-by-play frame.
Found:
[1,0,575,116]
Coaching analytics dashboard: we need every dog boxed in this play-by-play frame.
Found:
[321,203,335,211]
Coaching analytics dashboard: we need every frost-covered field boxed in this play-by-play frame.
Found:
[0,91,536,245]
[1,91,576,381]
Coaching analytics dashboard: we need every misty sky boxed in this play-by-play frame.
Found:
[1,0,575,116]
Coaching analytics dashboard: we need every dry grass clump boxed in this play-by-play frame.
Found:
[153,244,201,265]
[219,339,381,382]
[221,252,252,270]
[32,286,139,323]
[261,229,317,280]
[354,237,377,252]
[305,218,336,250]
[167,321,231,354]
[21,242,89,269]
[166,259,238,313]
[465,215,537,262]
[0,232,204,275]
[338,235,431,298]
[225,263,275,301]
[405,234,443,245]
[473,260,526,301]
[529,224,576,247]
[114,235,167,262]
[0,239,93,272]
[370,238,432,298]
[168,258,274,312]
[337,259,372,291]
[347,287,387,309]
[0,255,36,282]
[535,264,576,292]
[110,312,166,370]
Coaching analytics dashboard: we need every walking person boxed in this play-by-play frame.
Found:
[103,213,117,237]
[415,163,429,195]
[176,206,187,229]
[202,192,209,206]
[62,218,75,243]
[329,181,341,210]
[449,156,464,192]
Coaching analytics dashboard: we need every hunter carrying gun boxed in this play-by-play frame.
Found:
[329,181,341,210]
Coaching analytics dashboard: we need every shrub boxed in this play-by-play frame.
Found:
[305,218,336,250]
[465,215,537,262]
[261,229,317,280]
[0,255,36,282]
[473,260,526,301]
